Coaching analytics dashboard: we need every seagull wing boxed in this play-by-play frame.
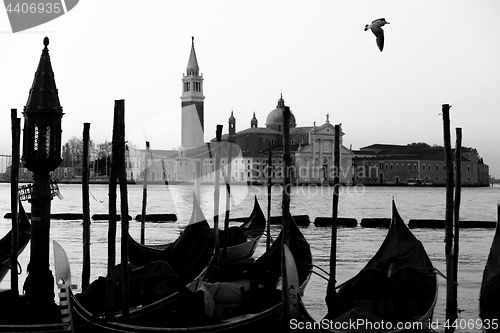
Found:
[376,30,384,51]
[371,26,385,52]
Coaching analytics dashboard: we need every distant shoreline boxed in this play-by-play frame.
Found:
[0,179,493,187]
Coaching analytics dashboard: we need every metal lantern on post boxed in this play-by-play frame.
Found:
[21,37,64,316]
[22,37,63,173]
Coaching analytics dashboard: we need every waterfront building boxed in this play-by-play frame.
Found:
[352,143,490,186]
[126,148,178,182]
[125,142,243,184]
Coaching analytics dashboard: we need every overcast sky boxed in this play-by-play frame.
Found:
[1,1,500,177]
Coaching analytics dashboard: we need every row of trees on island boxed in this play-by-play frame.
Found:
[60,136,138,179]
[60,136,111,178]
[0,136,142,181]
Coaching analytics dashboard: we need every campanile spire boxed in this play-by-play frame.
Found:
[181,36,205,148]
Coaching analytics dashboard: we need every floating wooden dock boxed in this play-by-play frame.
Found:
[91,214,132,221]
[134,214,177,222]
[3,212,497,229]
[4,212,85,220]
[313,217,357,227]
[3,212,163,221]
[360,218,391,228]
[408,219,496,229]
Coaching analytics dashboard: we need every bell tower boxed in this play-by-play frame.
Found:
[228,110,236,136]
[181,36,205,148]
[251,112,258,128]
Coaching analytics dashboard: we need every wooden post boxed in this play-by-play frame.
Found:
[10,109,20,296]
[161,159,168,185]
[194,160,201,201]
[266,150,272,250]
[82,122,91,292]
[213,125,223,258]
[327,124,340,304]
[222,139,233,260]
[117,101,130,320]
[281,105,292,331]
[106,101,120,320]
[452,127,462,324]
[442,104,456,332]
[106,100,129,319]
[140,141,150,245]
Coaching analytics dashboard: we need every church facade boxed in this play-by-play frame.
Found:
[215,95,355,184]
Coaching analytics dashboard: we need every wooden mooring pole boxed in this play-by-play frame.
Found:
[442,104,457,332]
[452,127,462,325]
[117,102,130,321]
[106,100,129,320]
[213,125,223,259]
[267,151,272,250]
[82,122,91,292]
[194,160,201,201]
[106,102,119,320]
[222,139,233,260]
[327,124,341,306]
[10,109,20,296]
[140,141,150,245]
[281,105,292,332]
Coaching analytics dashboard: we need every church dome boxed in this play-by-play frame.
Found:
[265,95,296,130]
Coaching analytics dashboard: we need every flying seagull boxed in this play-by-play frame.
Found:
[364,18,390,52]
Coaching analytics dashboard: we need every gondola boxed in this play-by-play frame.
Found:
[0,200,31,283]
[72,194,215,320]
[479,205,500,333]
[127,196,266,266]
[300,200,438,332]
[57,214,312,332]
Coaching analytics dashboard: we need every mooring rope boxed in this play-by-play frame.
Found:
[89,190,104,203]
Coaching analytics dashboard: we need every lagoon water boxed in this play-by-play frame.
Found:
[1,182,499,332]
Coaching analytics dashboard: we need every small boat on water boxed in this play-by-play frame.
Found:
[57,215,312,332]
[127,196,266,267]
[479,205,500,333]
[0,200,31,283]
[300,199,438,332]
